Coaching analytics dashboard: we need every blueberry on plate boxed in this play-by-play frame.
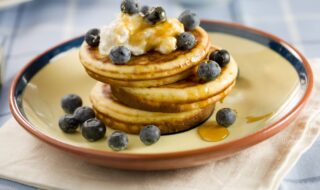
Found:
[216,108,236,127]
[81,118,106,142]
[109,46,131,65]
[108,131,128,151]
[85,28,100,47]
[58,115,79,133]
[209,49,230,68]
[178,10,200,31]
[177,32,196,50]
[144,7,166,25]
[61,94,82,114]
[197,60,221,81]
[73,106,95,123]
[140,5,150,16]
[139,125,161,145]
[121,0,140,15]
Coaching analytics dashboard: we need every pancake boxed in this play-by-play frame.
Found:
[111,81,235,112]
[90,83,215,134]
[86,65,194,88]
[111,48,238,105]
[79,27,210,87]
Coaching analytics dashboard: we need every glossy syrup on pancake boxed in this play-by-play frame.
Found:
[111,81,235,112]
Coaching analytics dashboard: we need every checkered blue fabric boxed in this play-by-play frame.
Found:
[0,0,319,189]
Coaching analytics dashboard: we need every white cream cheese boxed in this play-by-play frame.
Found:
[98,14,184,56]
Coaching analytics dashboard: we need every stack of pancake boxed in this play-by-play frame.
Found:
[79,27,238,134]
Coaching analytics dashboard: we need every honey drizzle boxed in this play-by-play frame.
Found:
[198,123,229,142]
[246,112,273,123]
[219,96,226,103]
[122,14,183,52]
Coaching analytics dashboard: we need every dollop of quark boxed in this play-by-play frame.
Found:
[98,13,184,56]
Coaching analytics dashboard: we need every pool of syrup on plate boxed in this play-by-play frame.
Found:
[198,112,273,142]
[198,122,229,142]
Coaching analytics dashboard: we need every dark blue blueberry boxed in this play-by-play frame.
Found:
[108,131,128,151]
[73,106,95,123]
[109,46,131,65]
[178,10,200,31]
[85,28,100,47]
[139,125,161,145]
[81,118,106,142]
[61,94,82,114]
[177,32,196,50]
[216,108,236,127]
[121,0,140,15]
[144,7,167,25]
[197,60,221,81]
[209,49,230,68]
[58,115,79,133]
[140,5,150,16]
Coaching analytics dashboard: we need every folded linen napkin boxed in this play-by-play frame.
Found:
[0,61,319,190]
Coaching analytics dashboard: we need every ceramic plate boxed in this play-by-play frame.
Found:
[10,21,313,170]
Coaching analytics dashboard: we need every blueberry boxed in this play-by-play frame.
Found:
[121,0,139,15]
[177,32,196,50]
[197,60,221,81]
[108,131,128,151]
[85,28,100,47]
[81,118,106,142]
[178,10,200,31]
[73,106,95,123]
[61,94,82,114]
[144,7,166,25]
[216,108,236,127]
[109,46,131,65]
[209,49,230,68]
[58,115,79,133]
[139,125,161,145]
[140,5,150,16]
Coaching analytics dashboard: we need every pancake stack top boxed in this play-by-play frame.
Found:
[79,2,238,134]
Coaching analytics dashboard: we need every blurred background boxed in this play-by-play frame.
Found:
[0,0,319,190]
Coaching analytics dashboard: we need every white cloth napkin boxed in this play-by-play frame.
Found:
[0,60,319,190]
